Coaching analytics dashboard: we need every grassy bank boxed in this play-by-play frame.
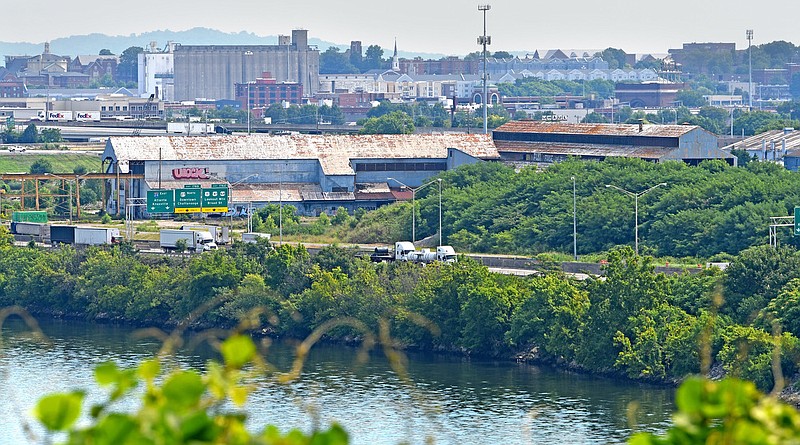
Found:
[0,153,102,174]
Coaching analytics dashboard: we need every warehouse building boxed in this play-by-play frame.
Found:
[493,121,735,166]
[101,133,499,216]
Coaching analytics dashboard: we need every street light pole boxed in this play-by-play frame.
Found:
[438,178,443,246]
[478,4,491,135]
[572,176,577,260]
[604,183,667,255]
[747,29,753,110]
[387,177,440,245]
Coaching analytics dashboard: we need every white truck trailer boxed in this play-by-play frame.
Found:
[180,224,230,245]
[167,122,215,135]
[241,232,271,244]
[160,229,217,253]
[74,227,121,246]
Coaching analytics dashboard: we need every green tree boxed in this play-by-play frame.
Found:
[676,89,709,107]
[582,112,610,123]
[723,245,800,324]
[791,74,800,100]
[360,111,414,134]
[363,44,385,71]
[20,124,38,143]
[117,46,143,83]
[99,49,113,55]
[597,47,627,69]
[507,275,588,361]
[320,47,358,74]
[40,127,62,142]
[29,158,53,174]
[630,377,800,445]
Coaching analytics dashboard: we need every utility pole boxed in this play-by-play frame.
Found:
[747,29,753,110]
[478,5,491,134]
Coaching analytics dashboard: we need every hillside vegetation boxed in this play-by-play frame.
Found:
[347,159,800,259]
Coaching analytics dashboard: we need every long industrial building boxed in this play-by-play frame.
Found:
[493,121,735,166]
[101,133,499,216]
[173,29,319,101]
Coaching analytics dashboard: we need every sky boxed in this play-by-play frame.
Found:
[2,0,798,55]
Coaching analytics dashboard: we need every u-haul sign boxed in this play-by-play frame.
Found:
[47,111,73,122]
[75,111,100,122]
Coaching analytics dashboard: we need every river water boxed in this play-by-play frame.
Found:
[0,317,674,444]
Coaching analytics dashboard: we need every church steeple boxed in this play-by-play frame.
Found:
[392,38,399,72]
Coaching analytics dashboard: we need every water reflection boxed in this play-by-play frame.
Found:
[0,317,673,444]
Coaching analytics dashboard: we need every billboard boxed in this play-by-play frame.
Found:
[146,184,229,214]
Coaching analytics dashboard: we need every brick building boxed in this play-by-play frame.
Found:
[235,72,304,110]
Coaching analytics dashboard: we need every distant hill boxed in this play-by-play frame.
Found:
[0,27,445,64]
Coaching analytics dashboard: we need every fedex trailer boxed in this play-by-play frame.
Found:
[75,111,100,122]
[47,111,73,122]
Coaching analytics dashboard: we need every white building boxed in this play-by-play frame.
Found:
[137,41,176,101]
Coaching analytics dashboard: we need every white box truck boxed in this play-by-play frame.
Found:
[180,225,230,245]
[74,227,121,246]
[160,229,217,253]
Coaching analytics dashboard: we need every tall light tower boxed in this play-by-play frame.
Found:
[478,4,491,134]
[747,29,753,110]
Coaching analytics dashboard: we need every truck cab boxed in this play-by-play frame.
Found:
[436,246,458,263]
[394,241,417,261]
[197,231,218,251]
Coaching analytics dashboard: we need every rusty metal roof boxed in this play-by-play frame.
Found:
[494,140,673,159]
[494,120,700,138]
[105,134,499,175]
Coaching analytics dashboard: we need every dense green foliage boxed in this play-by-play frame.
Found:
[3,232,800,391]
[1,123,63,144]
[346,160,800,258]
[498,77,615,99]
[630,377,800,445]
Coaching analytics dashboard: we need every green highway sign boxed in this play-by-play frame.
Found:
[795,207,800,236]
[184,184,201,189]
[175,188,202,213]
[147,190,174,213]
[202,186,229,213]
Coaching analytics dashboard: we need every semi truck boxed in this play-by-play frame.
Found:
[160,229,217,253]
[50,226,121,246]
[180,224,230,245]
[370,242,457,264]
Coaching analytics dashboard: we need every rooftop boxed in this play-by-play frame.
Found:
[105,133,499,176]
[721,129,800,154]
[494,121,701,138]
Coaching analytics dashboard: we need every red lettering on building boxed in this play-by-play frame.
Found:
[172,167,210,179]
